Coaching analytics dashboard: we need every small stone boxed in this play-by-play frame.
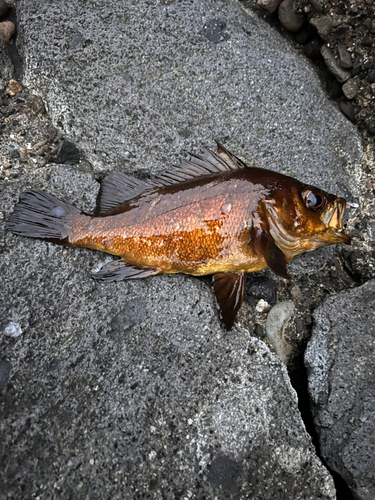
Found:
[370,83,375,96]
[6,79,23,97]
[369,120,375,135]
[27,94,46,115]
[321,44,351,83]
[337,43,352,69]
[0,0,10,21]
[245,277,277,306]
[257,0,283,14]
[368,72,375,84]
[56,140,80,164]
[278,0,304,32]
[342,78,358,100]
[351,61,362,76]
[339,101,355,122]
[364,17,372,31]
[362,60,373,70]
[204,19,230,44]
[4,322,22,338]
[265,301,295,366]
[309,16,333,41]
[304,38,322,59]
[295,25,315,44]
[256,299,270,313]
[308,0,322,13]
[0,20,15,44]
[362,36,374,47]
[0,105,14,117]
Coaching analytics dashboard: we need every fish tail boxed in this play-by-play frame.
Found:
[6,189,80,243]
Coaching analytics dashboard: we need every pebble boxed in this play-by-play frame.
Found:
[351,61,362,76]
[362,60,373,70]
[4,322,23,338]
[257,0,283,14]
[337,43,352,69]
[0,0,10,20]
[245,277,277,306]
[256,299,270,313]
[278,0,304,32]
[56,140,80,164]
[339,101,355,122]
[321,44,351,83]
[309,16,333,41]
[369,120,375,135]
[204,19,230,44]
[6,79,23,97]
[342,78,358,100]
[0,20,15,44]
[308,0,322,13]
[304,38,322,59]
[27,94,46,115]
[265,301,295,366]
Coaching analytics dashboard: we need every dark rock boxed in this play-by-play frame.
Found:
[339,100,355,121]
[362,36,374,46]
[9,148,20,159]
[321,44,351,82]
[368,120,375,134]
[308,0,322,13]
[367,72,375,84]
[0,105,13,116]
[362,59,373,70]
[304,38,322,58]
[326,78,343,99]
[337,42,352,69]
[352,60,362,76]
[309,16,333,41]
[0,0,10,21]
[56,140,80,164]
[205,19,230,44]
[364,17,372,31]
[0,358,12,392]
[305,280,375,500]
[245,277,277,305]
[279,0,304,32]
[295,24,315,44]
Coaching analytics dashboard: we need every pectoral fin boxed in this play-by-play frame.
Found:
[92,260,162,282]
[213,272,247,330]
[260,233,291,280]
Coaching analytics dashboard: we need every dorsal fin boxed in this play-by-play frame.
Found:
[95,172,153,215]
[96,144,246,213]
[152,144,245,187]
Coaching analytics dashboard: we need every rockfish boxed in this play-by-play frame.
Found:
[6,143,352,328]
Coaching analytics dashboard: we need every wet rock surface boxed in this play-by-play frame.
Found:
[305,280,375,500]
[0,0,374,498]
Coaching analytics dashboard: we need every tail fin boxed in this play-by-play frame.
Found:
[6,189,80,242]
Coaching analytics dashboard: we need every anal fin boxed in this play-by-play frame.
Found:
[92,260,162,282]
[213,272,247,330]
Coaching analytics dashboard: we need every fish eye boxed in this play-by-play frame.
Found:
[302,188,326,211]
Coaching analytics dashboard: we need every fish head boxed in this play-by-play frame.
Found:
[260,182,351,259]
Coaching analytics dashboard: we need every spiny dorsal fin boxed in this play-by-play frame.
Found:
[152,143,245,187]
[96,144,247,213]
[95,172,153,215]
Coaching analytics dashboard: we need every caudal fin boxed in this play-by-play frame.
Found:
[6,189,80,242]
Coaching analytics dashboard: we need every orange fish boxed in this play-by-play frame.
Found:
[6,143,351,328]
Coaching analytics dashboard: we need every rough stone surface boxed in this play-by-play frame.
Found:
[14,0,362,201]
[309,16,333,42]
[305,280,375,500]
[0,166,337,499]
[342,78,358,100]
[0,36,13,90]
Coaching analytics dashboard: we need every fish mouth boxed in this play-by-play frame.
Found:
[318,197,351,245]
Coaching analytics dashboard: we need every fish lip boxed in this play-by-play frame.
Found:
[318,198,351,244]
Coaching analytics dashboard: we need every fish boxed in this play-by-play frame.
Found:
[6,142,352,329]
